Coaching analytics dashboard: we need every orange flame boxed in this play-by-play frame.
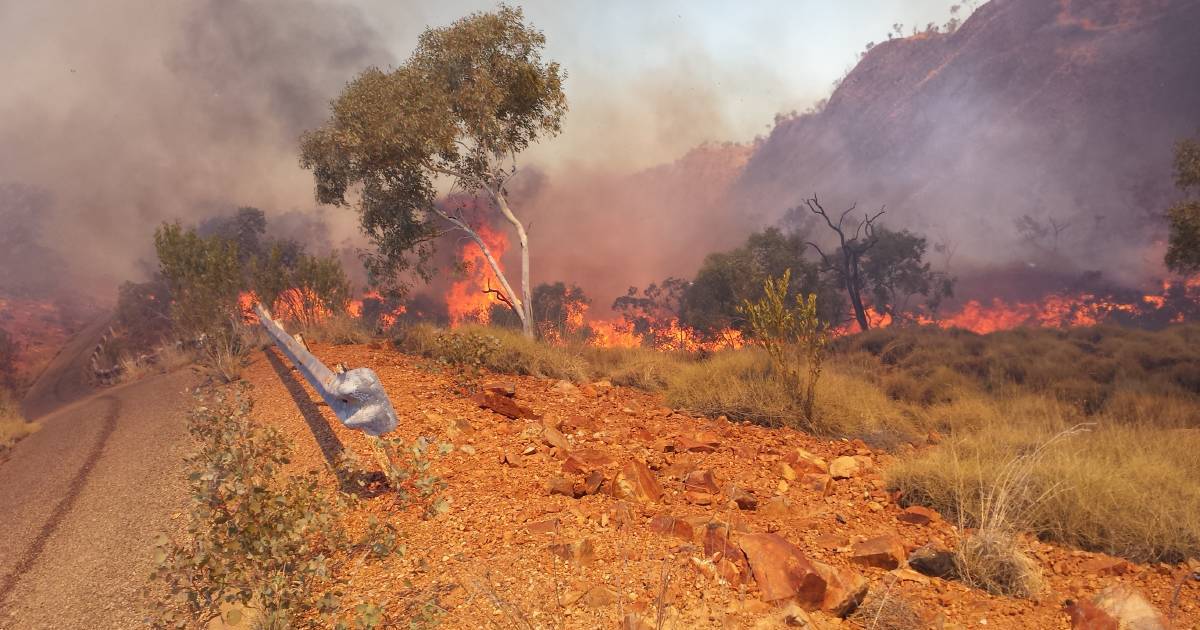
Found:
[446,223,509,325]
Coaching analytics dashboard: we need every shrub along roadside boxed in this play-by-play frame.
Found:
[150,384,445,629]
[0,388,38,458]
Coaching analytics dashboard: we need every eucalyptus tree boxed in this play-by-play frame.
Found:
[300,5,567,337]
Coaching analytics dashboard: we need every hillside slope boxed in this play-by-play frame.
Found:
[731,0,1200,286]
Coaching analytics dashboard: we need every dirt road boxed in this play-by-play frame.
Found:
[0,321,196,629]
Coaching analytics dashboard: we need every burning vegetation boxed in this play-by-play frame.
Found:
[55,3,1199,628]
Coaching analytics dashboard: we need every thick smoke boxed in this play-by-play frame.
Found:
[0,0,390,301]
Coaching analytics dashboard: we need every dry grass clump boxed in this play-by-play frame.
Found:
[848,588,923,629]
[395,323,590,383]
[301,314,373,346]
[891,411,1200,565]
[156,342,196,372]
[665,349,921,446]
[0,388,38,454]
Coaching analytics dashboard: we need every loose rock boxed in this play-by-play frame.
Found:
[850,535,907,570]
[829,456,859,480]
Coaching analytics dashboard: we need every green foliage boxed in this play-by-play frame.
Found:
[612,277,688,345]
[253,245,353,327]
[681,228,841,337]
[153,386,448,627]
[531,281,590,340]
[299,4,566,299]
[861,227,955,320]
[1165,136,1200,273]
[0,327,20,391]
[372,436,450,518]
[740,270,829,425]
[154,222,245,339]
[151,386,345,627]
[431,329,502,373]
[198,206,268,267]
[115,276,174,349]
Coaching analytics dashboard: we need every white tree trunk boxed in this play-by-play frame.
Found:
[491,191,534,339]
[432,206,531,337]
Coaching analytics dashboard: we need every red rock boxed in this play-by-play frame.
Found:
[562,448,616,475]
[610,460,663,503]
[683,469,722,494]
[800,473,832,496]
[812,560,868,617]
[547,476,575,497]
[760,495,795,519]
[541,426,570,451]
[481,381,516,397]
[649,515,695,541]
[662,459,697,480]
[580,470,605,495]
[547,538,595,565]
[784,449,829,474]
[776,461,798,481]
[717,557,747,585]
[472,391,540,420]
[727,486,758,511]
[1079,555,1133,577]
[850,535,907,570]
[630,426,653,442]
[676,435,718,453]
[684,491,714,505]
[829,456,859,479]
[735,533,827,606]
[562,415,597,431]
[523,518,560,535]
[501,449,524,467]
[897,505,940,525]
[579,585,617,607]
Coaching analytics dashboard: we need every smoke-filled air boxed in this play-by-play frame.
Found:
[2,2,1200,628]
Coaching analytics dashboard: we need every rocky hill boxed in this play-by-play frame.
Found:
[730,0,1200,287]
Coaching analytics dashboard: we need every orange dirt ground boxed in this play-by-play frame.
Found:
[241,343,1200,629]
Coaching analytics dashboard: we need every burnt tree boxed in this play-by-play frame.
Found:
[803,195,884,331]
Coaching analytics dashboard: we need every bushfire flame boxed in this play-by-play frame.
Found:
[446,223,510,326]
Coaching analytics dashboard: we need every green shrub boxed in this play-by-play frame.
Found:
[152,385,449,627]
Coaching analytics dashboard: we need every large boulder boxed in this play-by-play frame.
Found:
[736,533,827,607]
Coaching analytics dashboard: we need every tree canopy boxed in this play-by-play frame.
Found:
[300,4,567,337]
[1165,136,1200,274]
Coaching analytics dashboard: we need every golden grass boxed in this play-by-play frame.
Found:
[0,389,38,454]
[301,314,373,346]
[889,404,1200,564]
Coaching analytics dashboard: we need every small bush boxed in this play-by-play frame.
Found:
[849,588,923,629]
[0,388,38,456]
[152,386,347,627]
[304,314,372,346]
[396,324,589,382]
[153,385,443,628]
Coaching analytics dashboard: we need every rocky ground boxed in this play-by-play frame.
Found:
[242,342,1200,629]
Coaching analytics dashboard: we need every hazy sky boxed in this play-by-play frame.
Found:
[0,0,972,292]
[350,1,969,169]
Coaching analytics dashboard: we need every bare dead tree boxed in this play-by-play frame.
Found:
[1048,217,1070,252]
[803,195,885,331]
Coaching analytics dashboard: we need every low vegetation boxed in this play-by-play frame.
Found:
[0,387,38,458]
[153,384,446,628]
